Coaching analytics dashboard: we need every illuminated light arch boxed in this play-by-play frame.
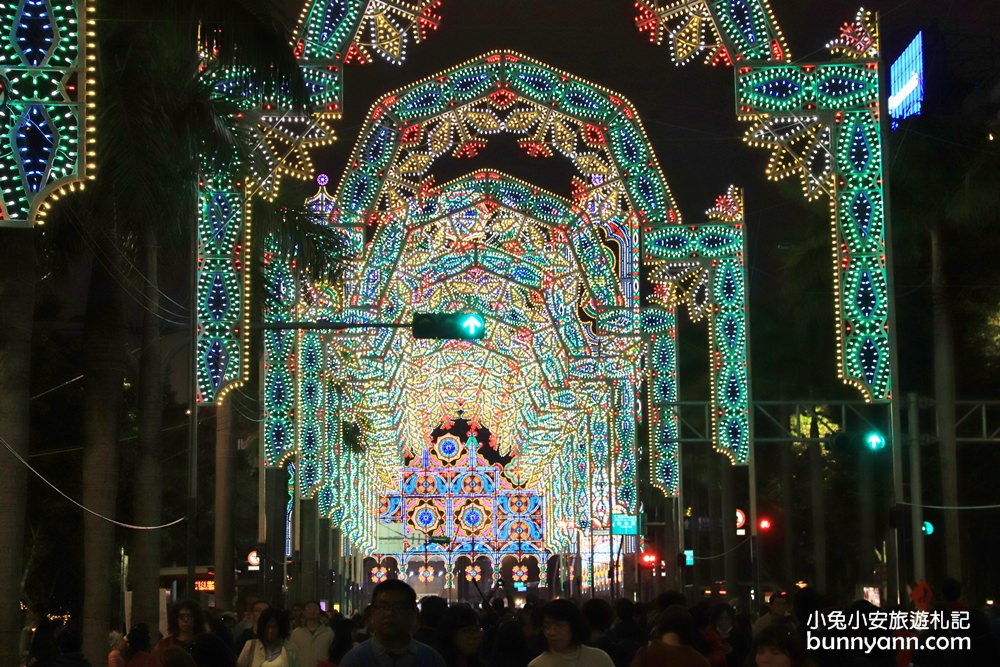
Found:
[0,0,95,228]
[633,1,891,401]
[261,54,754,563]
[268,172,643,553]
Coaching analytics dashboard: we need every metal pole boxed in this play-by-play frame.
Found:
[677,441,685,594]
[186,184,200,601]
[877,12,906,607]
[908,393,926,582]
[748,440,761,617]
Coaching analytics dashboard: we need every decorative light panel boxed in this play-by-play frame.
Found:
[0,0,94,227]
[736,57,889,400]
[195,0,443,404]
[635,4,892,402]
[633,0,789,66]
[376,423,547,577]
[643,186,751,495]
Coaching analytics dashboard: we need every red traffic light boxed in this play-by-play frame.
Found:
[640,552,657,567]
[759,517,773,531]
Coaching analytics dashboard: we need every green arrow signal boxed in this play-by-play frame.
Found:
[461,313,484,336]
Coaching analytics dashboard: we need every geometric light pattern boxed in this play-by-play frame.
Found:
[195,0,444,403]
[736,60,890,401]
[294,0,442,67]
[636,3,892,402]
[634,0,789,67]
[0,0,94,227]
[643,185,752,494]
[261,54,754,582]
[377,426,547,576]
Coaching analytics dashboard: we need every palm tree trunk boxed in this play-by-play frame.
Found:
[82,257,126,665]
[214,401,235,610]
[809,442,827,593]
[931,226,961,579]
[131,234,163,632]
[780,441,794,586]
[0,230,36,665]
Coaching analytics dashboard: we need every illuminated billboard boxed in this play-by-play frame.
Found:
[889,31,924,129]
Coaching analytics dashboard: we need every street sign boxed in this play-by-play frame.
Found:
[735,509,746,529]
[611,513,639,535]
[684,549,695,566]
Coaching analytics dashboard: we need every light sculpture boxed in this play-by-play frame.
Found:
[195,0,444,404]
[261,53,754,584]
[0,0,95,227]
[633,1,891,402]
[376,422,547,580]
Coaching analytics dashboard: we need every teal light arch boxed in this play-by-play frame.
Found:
[634,1,891,402]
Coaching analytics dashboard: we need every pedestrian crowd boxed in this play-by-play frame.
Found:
[19,576,1000,667]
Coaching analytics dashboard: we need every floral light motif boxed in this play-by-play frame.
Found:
[465,565,482,582]
[370,566,389,583]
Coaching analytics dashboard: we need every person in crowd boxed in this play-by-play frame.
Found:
[655,592,687,615]
[436,605,485,667]
[108,631,127,667]
[153,648,195,667]
[709,602,749,667]
[488,601,544,667]
[290,601,334,667]
[207,613,237,653]
[155,602,205,654]
[940,578,968,613]
[233,599,260,642]
[630,605,709,667]
[691,603,726,667]
[415,596,449,653]
[237,601,271,654]
[582,598,627,666]
[337,579,445,667]
[290,605,305,630]
[610,599,646,665]
[122,625,153,667]
[529,599,615,667]
[28,616,62,667]
[743,624,814,667]
[51,620,92,667]
[237,607,300,667]
[752,594,795,637]
[327,618,357,666]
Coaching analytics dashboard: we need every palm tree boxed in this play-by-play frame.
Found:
[74,1,310,660]
[0,230,38,665]
[889,114,1000,583]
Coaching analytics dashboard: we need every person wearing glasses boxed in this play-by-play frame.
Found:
[338,580,446,667]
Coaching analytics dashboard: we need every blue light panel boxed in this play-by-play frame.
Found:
[889,32,924,129]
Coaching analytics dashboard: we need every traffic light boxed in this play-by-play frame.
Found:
[411,311,487,340]
[640,552,657,567]
[865,430,887,451]
[758,517,773,532]
[921,520,934,535]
